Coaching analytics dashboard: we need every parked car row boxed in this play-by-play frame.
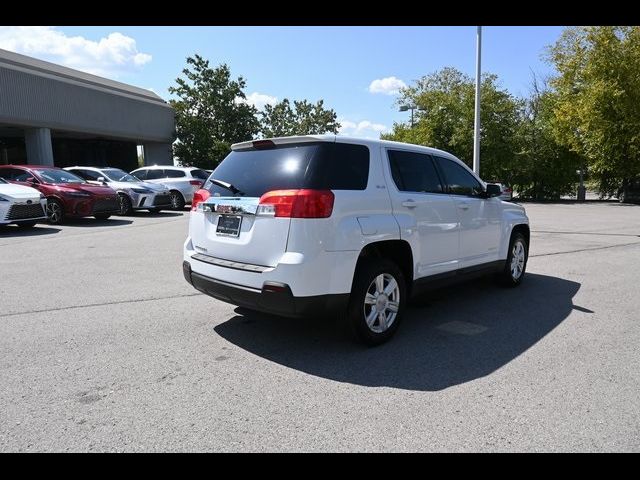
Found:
[0,164,207,226]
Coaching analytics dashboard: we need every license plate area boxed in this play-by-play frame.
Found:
[216,214,242,237]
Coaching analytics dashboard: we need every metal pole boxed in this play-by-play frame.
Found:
[473,26,482,175]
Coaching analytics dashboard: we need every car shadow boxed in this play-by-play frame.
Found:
[62,217,133,227]
[0,225,61,237]
[117,211,185,218]
[214,273,582,391]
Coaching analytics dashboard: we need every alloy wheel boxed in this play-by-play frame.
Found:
[363,273,400,333]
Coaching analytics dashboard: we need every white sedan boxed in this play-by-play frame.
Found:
[0,177,48,228]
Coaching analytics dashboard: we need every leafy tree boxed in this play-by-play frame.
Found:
[381,67,521,183]
[512,76,583,200]
[169,55,260,169]
[547,26,640,197]
[260,99,340,138]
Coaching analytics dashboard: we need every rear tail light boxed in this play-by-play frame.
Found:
[258,189,334,218]
[189,180,203,187]
[191,189,211,211]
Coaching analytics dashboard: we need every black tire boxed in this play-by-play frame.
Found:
[169,190,185,210]
[117,193,133,215]
[17,221,37,228]
[94,213,111,220]
[345,258,407,346]
[497,232,528,287]
[46,198,64,225]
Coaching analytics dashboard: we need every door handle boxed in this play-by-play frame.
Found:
[401,199,417,208]
[457,203,470,210]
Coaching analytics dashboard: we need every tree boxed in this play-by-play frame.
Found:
[511,75,583,200]
[260,99,340,138]
[169,55,260,169]
[381,67,521,183]
[547,26,640,197]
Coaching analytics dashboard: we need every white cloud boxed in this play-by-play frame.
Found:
[338,119,389,139]
[239,92,278,110]
[0,26,152,78]
[368,76,407,95]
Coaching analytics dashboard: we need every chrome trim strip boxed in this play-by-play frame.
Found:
[192,253,272,273]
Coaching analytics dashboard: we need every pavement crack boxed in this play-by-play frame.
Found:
[530,241,640,257]
[0,292,203,318]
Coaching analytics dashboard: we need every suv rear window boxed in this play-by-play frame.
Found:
[203,142,370,197]
[190,169,210,180]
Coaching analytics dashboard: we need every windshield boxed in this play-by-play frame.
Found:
[103,168,141,183]
[35,169,85,184]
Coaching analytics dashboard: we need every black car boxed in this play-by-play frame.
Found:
[619,178,640,204]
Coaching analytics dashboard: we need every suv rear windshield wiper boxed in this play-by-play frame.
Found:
[210,178,244,196]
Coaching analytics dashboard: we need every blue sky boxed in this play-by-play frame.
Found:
[0,26,565,138]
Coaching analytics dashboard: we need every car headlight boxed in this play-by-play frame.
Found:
[131,188,152,194]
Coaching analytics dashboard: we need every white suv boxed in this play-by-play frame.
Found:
[183,136,530,345]
[131,166,210,210]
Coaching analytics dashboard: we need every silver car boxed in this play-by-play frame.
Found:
[65,166,172,215]
[130,166,210,210]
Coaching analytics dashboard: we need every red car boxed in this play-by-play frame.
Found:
[0,165,119,224]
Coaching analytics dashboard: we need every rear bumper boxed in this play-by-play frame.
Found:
[183,261,348,319]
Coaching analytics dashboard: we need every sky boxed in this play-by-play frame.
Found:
[0,26,565,138]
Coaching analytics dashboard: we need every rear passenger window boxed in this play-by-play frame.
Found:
[387,150,443,194]
[433,156,483,196]
[165,170,186,178]
[145,170,164,180]
[132,169,147,180]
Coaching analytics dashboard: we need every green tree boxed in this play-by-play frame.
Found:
[169,55,260,169]
[512,76,583,200]
[381,67,521,183]
[547,26,640,197]
[260,99,340,138]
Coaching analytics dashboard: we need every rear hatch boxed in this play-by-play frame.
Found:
[190,138,365,268]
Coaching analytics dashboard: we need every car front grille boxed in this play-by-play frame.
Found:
[6,203,46,221]
[92,198,119,213]
[153,194,172,206]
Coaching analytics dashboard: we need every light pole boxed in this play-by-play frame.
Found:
[399,104,417,127]
[473,26,482,176]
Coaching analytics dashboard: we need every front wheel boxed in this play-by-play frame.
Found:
[169,191,185,210]
[497,232,528,287]
[346,258,407,346]
[46,199,64,225]
[117,194,133,215]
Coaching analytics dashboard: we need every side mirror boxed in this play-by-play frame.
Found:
[26,176,37,184]
[97,176,107,185]
[484,184,502,198]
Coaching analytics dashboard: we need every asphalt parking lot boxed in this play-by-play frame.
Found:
[1,202,639,452]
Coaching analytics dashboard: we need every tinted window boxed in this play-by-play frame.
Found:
[132,169,147,180]
[0,168,25,181]
[388,150,443,194]
[71,169,102,181]
[190,169,210,180]
[165,169,186,178]
[434,156,483,196]
[204,143,370,197]
[145,169,164,180]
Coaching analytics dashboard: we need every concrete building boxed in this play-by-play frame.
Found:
[0,49,174,171]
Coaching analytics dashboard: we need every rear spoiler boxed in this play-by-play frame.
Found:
[231,135,336,151]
